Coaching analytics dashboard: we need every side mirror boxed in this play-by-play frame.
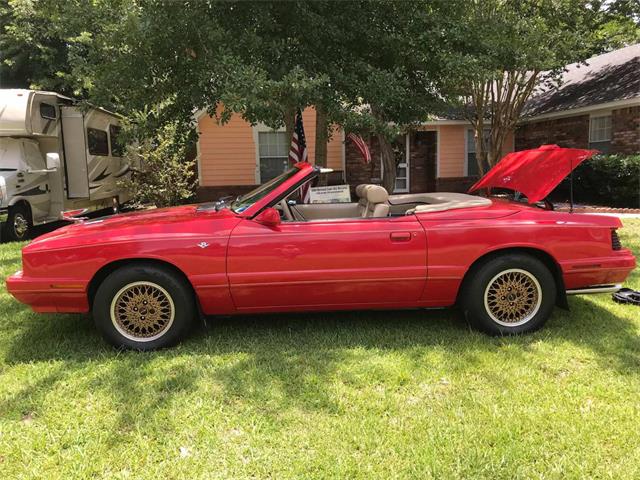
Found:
[46,153,60,170]
[254,207,281,227]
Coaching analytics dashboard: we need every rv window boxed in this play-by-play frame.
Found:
[87,128,109,156]
[109,125,124,157]
[40,103,57,120]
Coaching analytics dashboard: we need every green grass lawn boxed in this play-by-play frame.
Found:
[0,221,639,479]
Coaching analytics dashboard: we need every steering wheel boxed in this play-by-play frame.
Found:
[279,199,294,221]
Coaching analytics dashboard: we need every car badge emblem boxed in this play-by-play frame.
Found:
[197,242,209,249]
[502,176,512,183]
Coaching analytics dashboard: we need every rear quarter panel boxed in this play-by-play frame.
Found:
[417,207,631,307]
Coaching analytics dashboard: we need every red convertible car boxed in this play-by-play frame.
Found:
[6,145,636,350]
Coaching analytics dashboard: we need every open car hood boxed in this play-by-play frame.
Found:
[468,144,598,203]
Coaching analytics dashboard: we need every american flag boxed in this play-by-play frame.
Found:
[346,132,371,164]
[288,108,310,202]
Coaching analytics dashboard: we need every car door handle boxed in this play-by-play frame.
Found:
[390,232,412,242]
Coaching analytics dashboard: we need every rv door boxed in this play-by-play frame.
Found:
[60,106,89,199]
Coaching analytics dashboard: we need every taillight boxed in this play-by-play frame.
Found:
[611,229,622,251]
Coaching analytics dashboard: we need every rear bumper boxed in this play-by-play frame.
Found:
[6,270,89,313]
[561,249,636,291]
[566,284,622,295]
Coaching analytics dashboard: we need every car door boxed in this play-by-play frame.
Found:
[226,215,427,310]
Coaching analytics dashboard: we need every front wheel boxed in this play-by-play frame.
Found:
[93,264,195,350]
[460,254,556,335]
[4,204,32,241]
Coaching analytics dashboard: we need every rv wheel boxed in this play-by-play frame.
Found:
[4,204,32,242]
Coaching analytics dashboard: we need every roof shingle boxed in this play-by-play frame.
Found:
[523,43,640,118]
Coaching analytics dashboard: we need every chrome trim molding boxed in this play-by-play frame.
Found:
[566,284,622,295]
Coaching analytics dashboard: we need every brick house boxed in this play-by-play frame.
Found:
[195,43,638,200]
[516,43,640,155]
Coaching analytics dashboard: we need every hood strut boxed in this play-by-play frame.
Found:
[570,157,574,213]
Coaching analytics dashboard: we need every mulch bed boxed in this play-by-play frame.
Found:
[554,203,640,214]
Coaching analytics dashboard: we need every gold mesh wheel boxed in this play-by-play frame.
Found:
[483,268,542,327]
[110,281,175,342]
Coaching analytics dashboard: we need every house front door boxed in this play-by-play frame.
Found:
[411,131,437,193]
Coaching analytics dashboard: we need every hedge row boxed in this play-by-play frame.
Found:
[567,154,640,208]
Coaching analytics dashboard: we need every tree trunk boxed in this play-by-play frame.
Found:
[378,134,396,193]
[469,70,541,175]
[487,136,503,168]
[283,106,296,149]
[474,131,488,177]
[314,104,328,167]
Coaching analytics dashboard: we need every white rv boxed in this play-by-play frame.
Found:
[0,89,132,241]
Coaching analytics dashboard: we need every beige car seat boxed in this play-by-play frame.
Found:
[355,184,375,215]
[363,185,390,218]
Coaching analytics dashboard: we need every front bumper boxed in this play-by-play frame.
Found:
[6,270,90,313]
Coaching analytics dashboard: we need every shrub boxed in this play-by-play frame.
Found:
[119,123,197,208]
[572,154,640,208]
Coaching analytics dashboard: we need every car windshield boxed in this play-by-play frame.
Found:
[230,167,300,213]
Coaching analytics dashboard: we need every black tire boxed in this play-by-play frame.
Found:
[93,263,195,350]
[4,204,32,242]
[460,253,556,335]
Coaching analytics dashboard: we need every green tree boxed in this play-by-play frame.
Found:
[451,0,638,175]
[592,0,640,50]
[449,0,602,175]
[0,0,136,97]
[88,0,457,192]
[297,0,457,191]
[119,121,196,208]
[4,0,631,193]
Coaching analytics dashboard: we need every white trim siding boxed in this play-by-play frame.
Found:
[420,119,470,126]
[196,129,203,187]
[436,125,441,179]
[341,129,346,182]
[521,97,640,123]
[251,125,260,184]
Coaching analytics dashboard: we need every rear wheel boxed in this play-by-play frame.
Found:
[4,204,32,241]
[460,254,556,335]
[93,264,195,350]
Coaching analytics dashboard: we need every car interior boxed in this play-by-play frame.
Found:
[276,183,492,222]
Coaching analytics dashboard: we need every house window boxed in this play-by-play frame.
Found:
[258,131,289,182]
[109,125,124,157]
[467,128,490,176]
[589,115,612,152]
[87,128,109,156]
